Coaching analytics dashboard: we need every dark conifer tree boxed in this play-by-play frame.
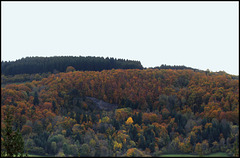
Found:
[1,106,27,157]
[33,91,39,106]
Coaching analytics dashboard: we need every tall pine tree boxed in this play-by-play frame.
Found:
[33,91,39,106]
[1,105,27,157]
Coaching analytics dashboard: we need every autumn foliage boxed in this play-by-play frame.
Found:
[1,68,239,156]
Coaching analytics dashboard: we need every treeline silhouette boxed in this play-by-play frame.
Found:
[1,56,143,75]
[150,64,199,71]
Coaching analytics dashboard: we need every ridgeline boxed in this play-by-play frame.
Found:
[1,56,143,75]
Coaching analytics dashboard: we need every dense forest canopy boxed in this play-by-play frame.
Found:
[150,64,199,71]
[1,67,239,157]
[2,56,238,86]
[1,56,143,75]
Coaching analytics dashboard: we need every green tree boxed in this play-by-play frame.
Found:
[195,142,203,157]
[69,144,78,157]
[52,100,57,113]
[233,139,239,157]
[63,143,69,155]
[1,106,27,157]
[94,142,101,157]
[51,142,57,154]
[78,143,90,157]
[149,142,155,153]
[138,135,146,150]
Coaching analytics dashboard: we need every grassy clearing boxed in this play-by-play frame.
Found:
[27,154,54,157]
[160,152,229,157]
[160,154,198,157]
[3,152,230,157]
[204,152,229,157]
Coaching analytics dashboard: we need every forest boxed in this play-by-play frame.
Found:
[2,56,224,86]
[1,56,143,75]
[1,56,239,157]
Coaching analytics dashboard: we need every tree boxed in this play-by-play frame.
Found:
[21,125,32,135]
[149,142,155,153]
[202,140,209,155]
[233,139,239,157]
[1,106,27,157]
[63,143,70,156]
[79,143,90,157]
[33,91,39,106]
[33,120,43,134]
[94,142,101,157]
[124,148,145,157]
[51,142,57,154]
[136,112,142,125]
[138,135,146,150]
[52,100,57,113]
[126,117,134,125]
[67,144,78,157]
[212,141,219,153]
[66,66,76,72]
[21,109,26,115]
[195,142,203,157]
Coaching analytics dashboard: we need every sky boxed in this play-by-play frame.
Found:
[1,1,239,75]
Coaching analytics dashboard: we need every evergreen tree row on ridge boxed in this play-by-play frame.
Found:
[1,56,143,75]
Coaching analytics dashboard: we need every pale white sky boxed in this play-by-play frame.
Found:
[1,1,239,75]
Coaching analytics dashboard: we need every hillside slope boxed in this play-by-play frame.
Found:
[1,69,239,157]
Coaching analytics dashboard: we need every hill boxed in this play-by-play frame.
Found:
[150,64,199,71]
[1,68,239,157]
[1,56,143,75]
[2,56,238,86]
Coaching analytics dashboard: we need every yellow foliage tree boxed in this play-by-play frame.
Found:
[125,148,145,157]
[89,139,96,147]
[113,141,123,151]
[102,116,110,123]
[195,142,203,156]
[125,117,134,125]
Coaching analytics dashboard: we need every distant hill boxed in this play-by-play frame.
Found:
[150,64,199,71]
[149,64,239,79]
[1,56,143,75]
